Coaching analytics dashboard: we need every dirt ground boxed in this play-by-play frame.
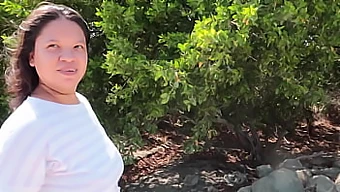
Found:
[119,111,340,192]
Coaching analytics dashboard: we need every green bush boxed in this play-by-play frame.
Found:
[97,0,340,160]
[0,0,33,123]
[1,0,339,163]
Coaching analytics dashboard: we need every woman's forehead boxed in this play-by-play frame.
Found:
[37,19,86,43]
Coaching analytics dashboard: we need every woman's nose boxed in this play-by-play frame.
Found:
[59,49,75,62]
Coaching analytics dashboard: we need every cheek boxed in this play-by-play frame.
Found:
[80,59,88,77]
[34,49,56,64]
[33,52,57,78]
[78,52,88,68]
[35,65,53,80]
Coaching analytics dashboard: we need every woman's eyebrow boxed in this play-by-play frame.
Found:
[43,39,59,43]
[43,39,85,44]
[75,41,86,44]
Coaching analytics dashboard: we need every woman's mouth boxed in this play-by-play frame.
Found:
[57,68,78,76]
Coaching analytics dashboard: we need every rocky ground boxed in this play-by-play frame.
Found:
[119,113,340,192]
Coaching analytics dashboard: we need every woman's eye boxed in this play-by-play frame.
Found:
[47,44,58,48]
[74,45,84,49]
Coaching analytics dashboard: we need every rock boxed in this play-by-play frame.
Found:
[132,146,163,159]
[310,156,333,167]
[224,171,247,186]
[335,174,340,192]
[278,159,304,170]
[322,167,340,180]
[256,164,273,178]
[148,183,156,188]
[311,167,340,180]
[336,174,340,192]
[333,160,340,169]
[252,168,304,192]
[207,186,218,192]
[183,174,199,187]
[335,174,340,185]
[307,175,337,192]
[252,177,276,192]
[296,169,312,187]
[237,185,252,192]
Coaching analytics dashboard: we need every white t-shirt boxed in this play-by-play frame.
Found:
[0,93,124,192]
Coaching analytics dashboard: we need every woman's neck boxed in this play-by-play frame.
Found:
[31,83,79,105]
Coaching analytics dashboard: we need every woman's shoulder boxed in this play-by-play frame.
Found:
[0,99,39,134]
[76,92,90,104]
[0,100,48,163]
[76,92,95,110]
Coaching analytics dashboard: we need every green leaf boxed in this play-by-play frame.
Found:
[160,92,170,105]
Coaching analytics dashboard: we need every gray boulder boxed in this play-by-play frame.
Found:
[237,186,252,192]
[295,169,312,187]
[334,174,340,192]
[307,175,337,192]
[278,159,304,170]
[311,167,340,180]
[252,168,304,192]
[256,164,273,178]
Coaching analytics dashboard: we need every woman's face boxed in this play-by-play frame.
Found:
[29,18,87,94]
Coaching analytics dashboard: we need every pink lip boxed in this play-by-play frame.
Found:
[57,69,77,76]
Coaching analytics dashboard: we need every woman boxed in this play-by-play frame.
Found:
[0,2,124,192]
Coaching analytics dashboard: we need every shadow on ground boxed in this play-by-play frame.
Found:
[120,114,339,192]
[122,158,249,192]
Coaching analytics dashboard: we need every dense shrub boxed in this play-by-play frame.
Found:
[1,0,339,163]
[97,0,340,160]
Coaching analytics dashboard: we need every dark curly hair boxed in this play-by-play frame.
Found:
[5,2,90,110]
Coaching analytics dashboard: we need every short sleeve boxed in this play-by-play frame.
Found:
[0,121,46,192]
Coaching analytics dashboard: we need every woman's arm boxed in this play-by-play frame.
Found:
[0,121,46,192]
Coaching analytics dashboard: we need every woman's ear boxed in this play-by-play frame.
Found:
[29,52,35,67]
